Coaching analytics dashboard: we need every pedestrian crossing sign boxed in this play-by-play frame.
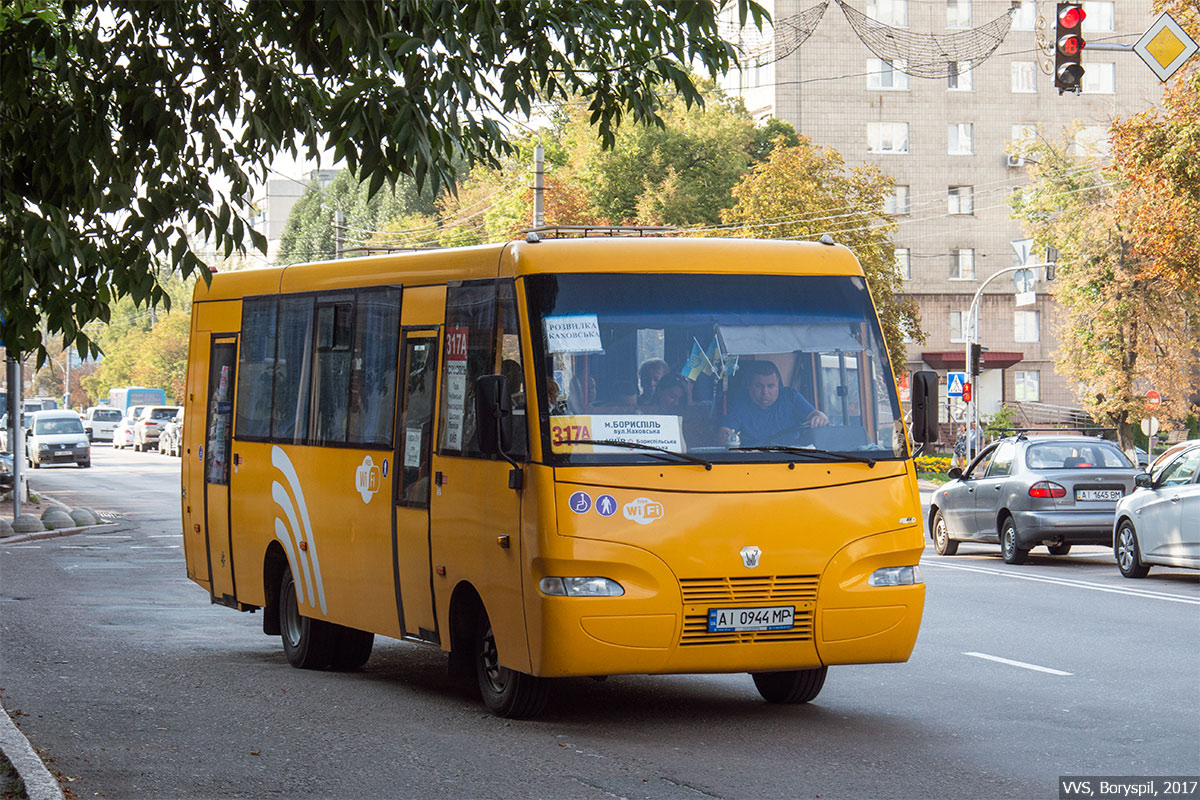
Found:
[947,371,967,398]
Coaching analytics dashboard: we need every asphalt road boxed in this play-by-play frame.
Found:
[2,445,1198,799]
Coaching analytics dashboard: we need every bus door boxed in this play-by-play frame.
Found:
[428,280,529,669]
[393,330,440,640]
[203,336,238,606]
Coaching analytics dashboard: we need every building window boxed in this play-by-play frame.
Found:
[895,247,911,280]
[869,122,910,154]
[1011,61,1037,93]
[948,123,973,155]
[947,0,971,28]
[868,58,910,90]
[947,61,973,90]
[1015,370,1041,401]
[868,0,908,27]
[1012,0,1036,30]
[885,185,911,215]
[950,310,966,342]
[950,248,975,280]
[1014,310,1040,342]
[948,186,974,215]
[1082,62,1115,94]
[1082,1,1115,33]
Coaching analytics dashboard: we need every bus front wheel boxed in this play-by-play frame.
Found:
[279,567,335,670]
[474,610,549,719]
[751,667,827,704]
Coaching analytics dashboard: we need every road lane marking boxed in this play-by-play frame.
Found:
[923,560,1200,604]
[963,652,1073,676]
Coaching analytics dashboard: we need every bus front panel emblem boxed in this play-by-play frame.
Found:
[740,546,762,569]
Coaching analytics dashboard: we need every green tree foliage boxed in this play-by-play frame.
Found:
[719,137,922,376]
[82,312,191,404]
[1,0,764,361]
[277,170,436,265]
[360,85,799,247]
[1010,131,1199,450]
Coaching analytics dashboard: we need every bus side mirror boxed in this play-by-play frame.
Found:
[909,370,939,445]
[474,374,513,456]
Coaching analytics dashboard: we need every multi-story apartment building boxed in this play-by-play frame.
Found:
[721,0,1162,430]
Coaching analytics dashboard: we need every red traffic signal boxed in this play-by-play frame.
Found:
[1055,3,1087,94]
[1057,4,1085,28]
[962,382,973,403]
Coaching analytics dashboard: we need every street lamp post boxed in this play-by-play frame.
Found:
[963,261,1052,461]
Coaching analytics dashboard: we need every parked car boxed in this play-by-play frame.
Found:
[112,406,146,450]
[1148,439,1200,473]
[929,435,1140,564]
[158,408,185,457]
[1113,442,1200,578]
[82,406,123,442]
[25,410,91,468]
[133,405,182,451]
[0,451,13,493]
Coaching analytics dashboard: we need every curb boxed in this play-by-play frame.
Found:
[0,520,129,545]
[0,704,64,800]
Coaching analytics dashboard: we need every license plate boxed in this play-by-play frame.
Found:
[708,606,794,633]
[1076,489,1123,502]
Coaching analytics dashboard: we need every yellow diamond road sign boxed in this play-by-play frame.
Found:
[1134,12,1198,82]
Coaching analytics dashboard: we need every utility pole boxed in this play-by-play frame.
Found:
[63,344,71,411]
[532,144,545,229]
[335,209,345,259]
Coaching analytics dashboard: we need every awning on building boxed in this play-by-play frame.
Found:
[920,351,1025,371]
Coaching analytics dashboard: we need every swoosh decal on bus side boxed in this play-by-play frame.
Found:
[272,482,310,607]
[272,446,328,615]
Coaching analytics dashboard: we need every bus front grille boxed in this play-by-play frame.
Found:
[678,575,819,645]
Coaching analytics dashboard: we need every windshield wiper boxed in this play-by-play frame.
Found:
[731,445,877,468]
[561,439,713,470]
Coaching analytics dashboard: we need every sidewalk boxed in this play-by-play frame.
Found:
[1,490,122,800]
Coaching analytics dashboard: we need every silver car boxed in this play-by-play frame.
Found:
[929,435,1139,564]
[1113,442,1200,578]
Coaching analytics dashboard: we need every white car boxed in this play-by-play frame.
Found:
[1113,442,1200,578]
[82,406,123,442]
[26,410,91,468]
[112,406,146,449]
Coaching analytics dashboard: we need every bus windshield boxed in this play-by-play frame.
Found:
[526,273,904,466]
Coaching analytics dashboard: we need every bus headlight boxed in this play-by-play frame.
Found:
[868,566,923,587]
[538,577,625,597]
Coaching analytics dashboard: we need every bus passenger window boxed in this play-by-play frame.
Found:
[235,297,278,440]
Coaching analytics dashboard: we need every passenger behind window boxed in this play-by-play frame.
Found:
[648,374,687,412]
[501,359,525,410]
[637,359,670,407]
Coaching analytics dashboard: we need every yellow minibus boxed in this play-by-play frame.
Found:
[182,234,930,718]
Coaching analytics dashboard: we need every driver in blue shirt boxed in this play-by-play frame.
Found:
[719,360,828,446]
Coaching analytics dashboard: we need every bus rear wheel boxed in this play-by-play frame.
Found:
[279,567,335,670]
[331,627,374,670]
[751,666,828,704]
[475,610,549,718]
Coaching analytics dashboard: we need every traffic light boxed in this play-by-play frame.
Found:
[1055,3,1086,94]
[969,343,984,376]
[962,382,973,403]
[910,370,939,444]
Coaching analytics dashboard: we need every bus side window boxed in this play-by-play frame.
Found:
[497,280,528,459]
[438,279,527,460]
[235,297,278,440]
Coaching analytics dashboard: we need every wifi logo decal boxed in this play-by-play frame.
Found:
[271,446,327,615]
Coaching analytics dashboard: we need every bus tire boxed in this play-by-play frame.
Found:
[279,567,335,670]
[751,666,827,704]
[475,610,549,719]
[330,626,374,670]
